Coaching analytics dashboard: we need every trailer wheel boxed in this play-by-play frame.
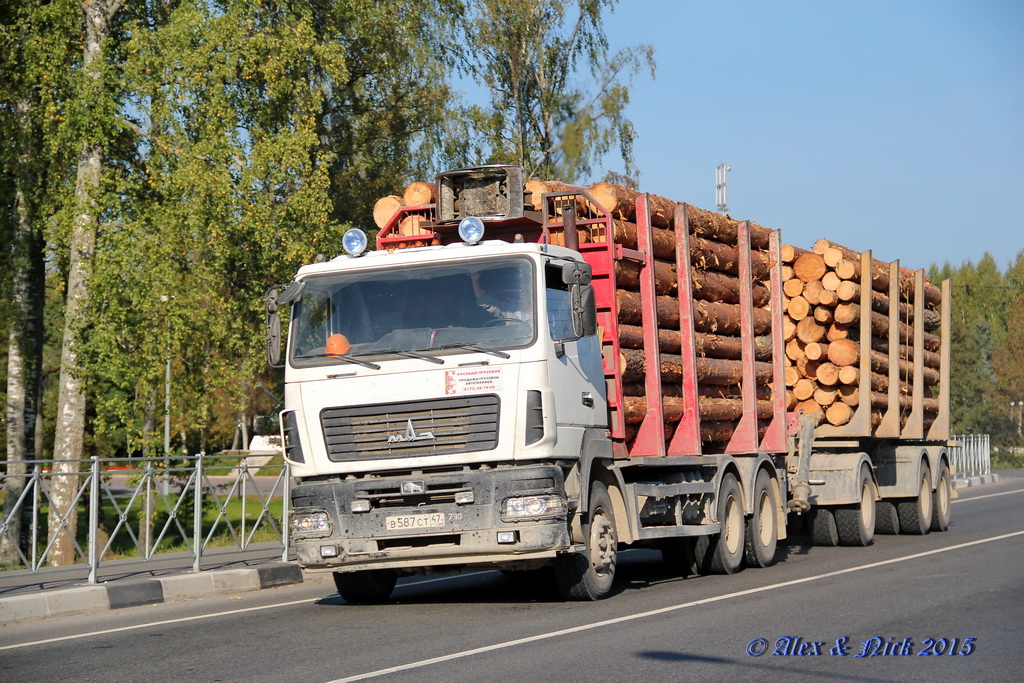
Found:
[333,569,397,604]
[930,463,952,532]
[703,473,744,574]
[809,507,839,546]
[875,500,900,534]
[744,469,778,568]
[836,465,875,546]
[897,464,932,535]
[555,481,617,600]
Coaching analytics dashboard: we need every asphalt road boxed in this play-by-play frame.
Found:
[2,471,1022,683]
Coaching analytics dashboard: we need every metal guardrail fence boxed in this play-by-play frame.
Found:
[948,434,991,479]
[0,454,290,583]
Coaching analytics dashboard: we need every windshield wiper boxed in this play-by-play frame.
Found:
[328,354,381,370]
[393,350,445,365]
[435,343,510,359]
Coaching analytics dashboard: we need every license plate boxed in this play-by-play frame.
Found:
[385,513,445,531]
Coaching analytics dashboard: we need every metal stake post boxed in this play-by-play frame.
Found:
[31,464,40,572]
[193,454,203,573]
[88,456,100,584]
[282,462,290,562]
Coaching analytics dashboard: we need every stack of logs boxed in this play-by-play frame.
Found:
[374,179,783,450]
[781,239,943,431]
[582,185,780,450]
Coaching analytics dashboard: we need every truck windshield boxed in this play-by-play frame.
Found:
[289,258,535,366]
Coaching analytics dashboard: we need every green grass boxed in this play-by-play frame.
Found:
[991,448,1024,470]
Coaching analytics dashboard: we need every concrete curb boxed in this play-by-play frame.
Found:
[954,473,1000,488]
[0,562,304,626]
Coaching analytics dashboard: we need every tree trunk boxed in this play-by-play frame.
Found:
[589,182,638,220]
[48,1,113,566]
[2,99,46,566]
[372,195,402,229]
[793,252,826,283]
[402,180,435,206]
[685,204,772,249]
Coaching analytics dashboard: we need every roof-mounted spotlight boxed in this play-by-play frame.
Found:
[458,216,485,245]
[342,228,368,257]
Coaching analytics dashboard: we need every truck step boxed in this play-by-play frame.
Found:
[632,481,715,498]
[636,522,722,540]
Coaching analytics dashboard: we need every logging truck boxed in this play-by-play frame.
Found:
[265,165,955,603]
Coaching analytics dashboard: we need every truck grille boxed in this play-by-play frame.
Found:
[321,395,500,461]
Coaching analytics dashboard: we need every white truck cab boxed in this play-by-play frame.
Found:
[267,233,605,602]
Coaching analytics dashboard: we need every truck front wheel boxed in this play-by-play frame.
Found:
[334,569,398,605]
[555,481,618,600]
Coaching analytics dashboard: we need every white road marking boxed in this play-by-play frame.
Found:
[327,529,1024,682]
[0,573,492,653]
[3,508,1021,658]
[952,487,1024,504]
[0,597,316,652]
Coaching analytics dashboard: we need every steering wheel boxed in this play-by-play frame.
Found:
[482,317,517,327]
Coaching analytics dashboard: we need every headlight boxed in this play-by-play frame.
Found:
[458,216,485,244]
[291,510,332,537]
[342,228,368,256]
[502,494,566,521]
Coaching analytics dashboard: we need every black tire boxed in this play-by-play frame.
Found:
[744,469,778,568]
[809,507,839,546]
[702,473,744,574]
[897,464,932,535]
[875,500,900,534]
[555,481,618,600]
[930,463,952,532]
[836,465,876,546]
[333,569,398,604]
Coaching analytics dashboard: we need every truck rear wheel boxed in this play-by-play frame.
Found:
[836,465,875,546]
[809,507,839,546]
[930,463,952,532]
[897,464,932,535]
[333,569,398,604]
[875,500,900,534]
[744,469,778,568]
[555,481,617,600]
[703,473,744,574]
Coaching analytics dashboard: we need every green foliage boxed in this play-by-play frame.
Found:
[453,0,654,182]
[2,0,648,463]
[933,250,1024,450]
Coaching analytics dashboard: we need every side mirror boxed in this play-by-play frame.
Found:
[265,282,303,368]
[266,312,282,367]
[572,283,598,338]
[561,261,592,286]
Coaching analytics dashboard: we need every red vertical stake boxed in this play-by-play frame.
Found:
[759,229,788,452]
[668,205,702,456]
[632,195,667,457]
[726,221,759,454]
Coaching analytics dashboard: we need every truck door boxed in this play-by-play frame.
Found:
[544,262,607,437]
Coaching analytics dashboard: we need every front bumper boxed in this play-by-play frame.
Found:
[290,464,572,573]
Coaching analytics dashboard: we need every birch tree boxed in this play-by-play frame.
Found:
[455,0,654,182]
[1,0,79,566]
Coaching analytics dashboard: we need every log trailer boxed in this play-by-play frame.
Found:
[265,165,954,603]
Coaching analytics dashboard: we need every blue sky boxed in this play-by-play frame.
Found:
[597,0,1023,271]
